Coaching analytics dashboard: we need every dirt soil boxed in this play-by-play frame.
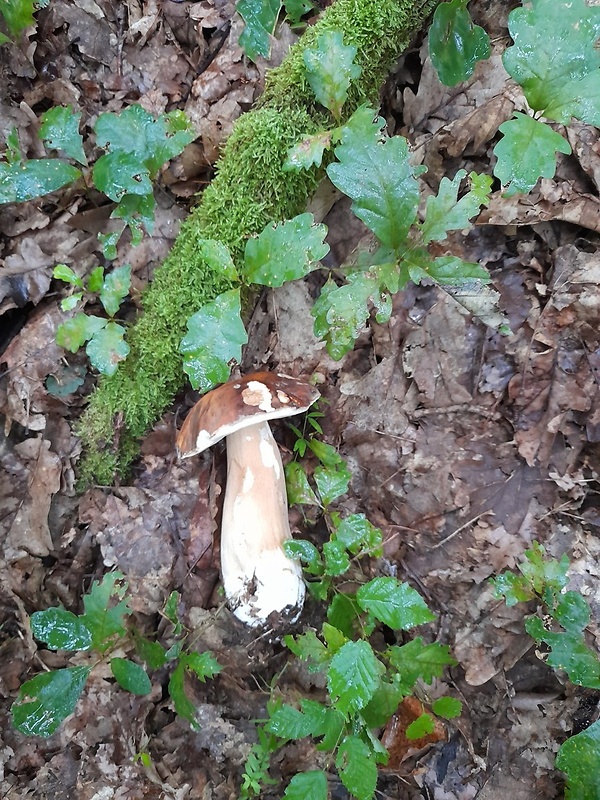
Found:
[1,0,600,797]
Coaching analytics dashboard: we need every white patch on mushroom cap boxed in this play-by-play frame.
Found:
[242,381,275,412]
[193,428,215,453]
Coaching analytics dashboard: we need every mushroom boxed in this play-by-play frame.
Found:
[176,371,320,627]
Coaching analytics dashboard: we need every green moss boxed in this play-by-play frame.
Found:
[77,0,439,486]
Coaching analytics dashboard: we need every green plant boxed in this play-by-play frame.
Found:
[0,0,47,41]
[493,543,600,798]
[237,444,462,800]
[12,573,221,737]
[53,264,132,377]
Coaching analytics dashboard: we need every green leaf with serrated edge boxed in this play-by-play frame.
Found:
[180,288,247,393]
[303,31,361,121]
[110,658,152,695]
[387,638,456,692]
[327,593,360,638]
[87,266,104,293]
[283,538,323,573]
[60,294,83,312]
[525,617,600,689]
[80,572,130,652]
[243,213,329,287]
[284,630,330,672]
[184,651,222,682]
[556,719,600,800]
[554,592,591,634]
[92,152,152,202]
[322,622,347,653]
[283,0,312,25]
[328,639,384,715]
[503,0,600,125]
[323,539,350,576]
[94,105,195,177]
[406,712,436,740]
[265,703,316,739]
[432,696,462,719]
[429,0,490,87]
[0,159,80,204]
[0,0,35,35]
[312,274,377,361]
[519,542,570,594]
[295,699,345,750]
[284,130,333,171]
[334,513,383,555]
[237,0,282,61]
[361,674,406,728]
[31,609,92,651]
[307,578,332,602]
[112,192,155,246]
[443,281,511,334]
[135,635,168,669]
[165,641,183,661]
[56,313,106,353]
[12,667,91,737]
[314,461,352,506]
[86,321,130,376]
[491,571,534,607]
[164,591,181,626]
[99,230,121,261]
[357,577,435,630]
[283,770,328,800]
[285,462,320,507]
[327,106,423,251]
[100,264,131,317]
[493,114,571,197]
[168,659,198,728]
[336,735,378,800]
[53,264,83,287]
[307,438,345,467]
[421,170,492,244]
[39,106,87,165]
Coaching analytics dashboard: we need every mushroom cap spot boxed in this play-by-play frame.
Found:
[176,371,320,457]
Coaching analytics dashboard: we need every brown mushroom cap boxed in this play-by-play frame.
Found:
[176,371,320,458]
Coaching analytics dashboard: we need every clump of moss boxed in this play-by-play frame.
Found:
[78,0,439,486]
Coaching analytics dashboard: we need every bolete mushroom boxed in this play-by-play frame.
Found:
[176,371,320,627]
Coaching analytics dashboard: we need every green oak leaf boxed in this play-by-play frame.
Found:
[86,321,130,376]
[100,264,131,317]
[283,0,313,25]
[237,0,282,61]
[110,658,152,695]
[80,572,131,652]
[53,264,83,287]
[31,608,93,651]
[56,313,107,353]
[303,31,361,121]
[180,288,247,393]
[39,106,87,165]
[284,130,334,171]
[556,719,600,800]
[503,0,600,124]
[0,158,80,204]
[429,0,490,87]
[493,113,571,196]
[11,667,91,737]
[491,571,534,606]
[553,592,591,635]
[243,213,329,286]
[357,577,435,630]
[420,170,492,243]
[336,735,378,800]
[327,639,384,715]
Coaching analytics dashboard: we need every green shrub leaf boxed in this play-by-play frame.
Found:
[39,106,87,165]
[53,263,83,287]
[100,264,131,317]
[265,703,317,740]
[428,0,490,87]
[420,170,492,244]
[184,651,222,682]
[12,667,91,737]
[556,719,600,800]
[284,630,330,671]
[406,712,435,740]
[387,638,456,691]
[92,152,152,201]
[0,0,35,35]
[283,538,323,573]
[56,313,107,353]
[110,658,152,695]
[323,539,350,576]
[285,462,320,507]
[237,0,282,61]
[327,640,384,715]
[334,513,383,555]
[80,572,131,652]
[284,130,333,171]
[303,31,361,121]
[357,577,435,630]
[525,617,600,689]
[243,213,329,287]
[432,696,462,719]
[503,0,600,124]
[553,592,591,635]
[493,113,571,196]
[86,321,130,376]
[283,770,328,800]
[31,609,93,651]
[313,460,352,506]
[0,158,80,204]
[180,288,248,393]
[336,735,378,800]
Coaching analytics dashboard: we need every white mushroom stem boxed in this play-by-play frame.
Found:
[221,420,305,627]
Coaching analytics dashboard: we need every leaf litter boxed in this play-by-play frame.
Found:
[1,0,600,797]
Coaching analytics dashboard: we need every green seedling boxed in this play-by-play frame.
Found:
[428,0,490,87]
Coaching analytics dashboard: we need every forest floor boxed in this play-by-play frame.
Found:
[1,0,600,797]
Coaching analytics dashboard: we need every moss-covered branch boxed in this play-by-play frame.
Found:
[77,0,439,485]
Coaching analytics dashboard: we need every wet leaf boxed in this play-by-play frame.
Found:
[406,712,435,740]
[285,462,320,506]
[284,630,330,671]
[180,288,247,393]
[525,617,600,689]
[336,735,377,800]
[327,639,384,715]
[53,263,83,287]
[39,106,87,165]
[237,0,282,61]
[99,264,131,317]
[110,658,152,695]
[183,651,222,682]
[283,0,313,24]
[282,770,328,800]
[323,539,350,576]
[554,592,591,635]
[92,152,153,202]
[557,719,600,800]
[313,460,352,505]
[420,170,492,243]
[12,667,91,737]
[243,213,329,287]
[357,578,435,631]
[86,321,130,376]
[334,513,383,555]
[284,538,322,572]
[361,674,405,728]
[56,313,107,353]
[431,696,462,719]
[31,609,92,651]
[493,113,571,196]
[266,703,317,739]
[303,31,361,121]
[80,572,131,652]
[0,158,80,204]
[387,638,456,691]
[429,0,490,87]
[284,130,333,171]
[326,593,360,638]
